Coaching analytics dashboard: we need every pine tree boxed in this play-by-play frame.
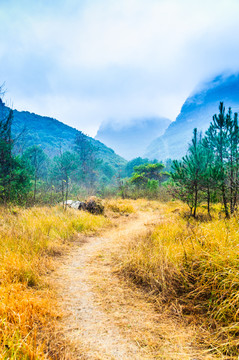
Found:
[200,137,219,216]
[227,111,239,213]
[232,112,239,211]
[22,146,48,203]
[206,103,230,218]
[171,103,239,218]
[74,132,99,190]
[50,151,77,208]
[171,159,195,214]
[0,108,15,203]
[0,106,30,204]
[172,129,206,217]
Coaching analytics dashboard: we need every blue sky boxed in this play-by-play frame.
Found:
[0,0,239,135]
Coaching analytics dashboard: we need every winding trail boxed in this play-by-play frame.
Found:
[52,209,210,360]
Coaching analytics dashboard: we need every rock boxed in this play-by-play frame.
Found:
[64,200,86,210]
[64,197,103,214]
[71,201,81,210]
[85,197,104,215]
[65,200,73,206]
[78,201,87,210]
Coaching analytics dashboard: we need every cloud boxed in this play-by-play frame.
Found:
[0,0,239,136]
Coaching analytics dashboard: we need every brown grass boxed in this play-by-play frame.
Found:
[104,198,136,217]
[118,201,239,358]
[0,205,109,359]
[2,199,238,358]
[89,209,202,359]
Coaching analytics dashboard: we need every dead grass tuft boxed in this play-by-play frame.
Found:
[104,199,136,216]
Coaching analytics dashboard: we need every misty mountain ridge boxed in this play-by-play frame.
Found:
[95,117,171,160]
[145,73,239,161]
[3,71,239,168]
[0,101,126,169]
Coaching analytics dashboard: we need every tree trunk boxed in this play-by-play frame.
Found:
[207,186,211,216]
[65,176,68,211]
[222,183,230,218]
[34,172,37,203]
[230,152,234,214]
[62,180,65,209]
[233,178,238,212]
[193,185,198,218]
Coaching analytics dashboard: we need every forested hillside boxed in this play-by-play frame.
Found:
[0,98,128,204]
[5,100,126,168]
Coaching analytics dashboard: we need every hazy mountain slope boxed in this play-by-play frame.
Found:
[4,103,126,168]
[145,73,239,160]
[95,117,171,160]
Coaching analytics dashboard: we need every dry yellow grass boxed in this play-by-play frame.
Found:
[104,198,136,216]
[0,205,109,359]
[119,201,239,357]
[88,204,210,359]
[2,199,238,358]
[51,199,205,359]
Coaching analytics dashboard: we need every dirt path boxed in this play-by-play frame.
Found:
[52,210,211,360]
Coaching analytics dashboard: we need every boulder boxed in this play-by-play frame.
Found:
[64,197,103,214]
[78,201,87,210]
[85,197,104,215]
[71,201,81,209]
[64,200,86,210]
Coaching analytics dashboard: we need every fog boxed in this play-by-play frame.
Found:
[0,0,239,135]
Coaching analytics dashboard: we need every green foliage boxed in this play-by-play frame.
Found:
[130,172,148,187]
[0,104,31,204]
[171,102,239,218]
[22,145,49,202]
[172,129,207,216]
[146,179,159,197]
[133,163,164,180]
[22,146,48,178]
[10,106,126,171]
[163,158,173,172]
[0,94,125,205]
[74,132,100,188]
[130,163,164,188]
[124,157,149,177]
[118,161,167,199]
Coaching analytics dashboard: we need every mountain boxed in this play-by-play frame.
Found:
[95,117,171,160]
[1,101,126,169]
[145,73,239,161]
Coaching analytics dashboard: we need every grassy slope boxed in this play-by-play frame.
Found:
[2,200,239,358]
[119,201,239,357]
[0,206,109,359]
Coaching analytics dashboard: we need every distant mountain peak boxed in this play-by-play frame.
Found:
[95,116,171,160]
[145,73,239,161]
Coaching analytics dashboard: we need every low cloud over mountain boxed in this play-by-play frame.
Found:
[145,73,239,161]
[95,117,171,160]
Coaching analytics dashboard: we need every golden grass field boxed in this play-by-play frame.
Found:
[1,199,239,358]
[119,201,239,357]
[0,205,109,359]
